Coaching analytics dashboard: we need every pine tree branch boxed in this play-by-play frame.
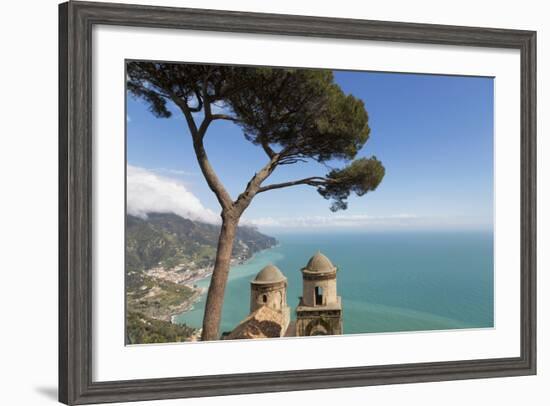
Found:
[172,95,233,211]
[233,152,283,213]
[257,176,329,193]
[211,114,239,122]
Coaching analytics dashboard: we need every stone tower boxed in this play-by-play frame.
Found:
[295,252,343,336]
[250,264,291,332]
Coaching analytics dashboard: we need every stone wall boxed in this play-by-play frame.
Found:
[295,309,343,336]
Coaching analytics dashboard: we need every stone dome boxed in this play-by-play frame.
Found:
[304,251,336,273]
[253,264,286,284]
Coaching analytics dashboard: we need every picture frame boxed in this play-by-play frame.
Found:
[59,1,537,404]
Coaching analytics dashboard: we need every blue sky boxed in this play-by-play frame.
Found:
[126,69,494,232]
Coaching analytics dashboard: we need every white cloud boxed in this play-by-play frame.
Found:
[243,213,490,231]
[151,167,197,177]
[243,213,420,229]
[127,165,219,224]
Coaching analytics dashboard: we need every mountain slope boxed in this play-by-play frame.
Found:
[126,212,277,273]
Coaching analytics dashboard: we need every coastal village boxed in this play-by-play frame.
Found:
[146,262,213,286]
[139,256,252,323]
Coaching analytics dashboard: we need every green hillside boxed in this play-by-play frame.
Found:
[126,212,277,272]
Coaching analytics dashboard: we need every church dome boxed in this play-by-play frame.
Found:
[253,264,286,284]
[304,251,336,273]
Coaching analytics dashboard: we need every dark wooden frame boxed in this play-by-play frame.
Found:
[59,1,537,404]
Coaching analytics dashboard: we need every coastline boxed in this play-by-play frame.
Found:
[158,287,205,322]
[172,243,280,324]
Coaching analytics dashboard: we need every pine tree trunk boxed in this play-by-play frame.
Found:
[201,215,238,341]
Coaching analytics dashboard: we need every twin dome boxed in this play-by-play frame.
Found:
[253,251,335,284]
[253,264,287,284]
[247,250,343,336]
[304,251,336,273]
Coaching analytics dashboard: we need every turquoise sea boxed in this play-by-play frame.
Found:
[174,231,494,335]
